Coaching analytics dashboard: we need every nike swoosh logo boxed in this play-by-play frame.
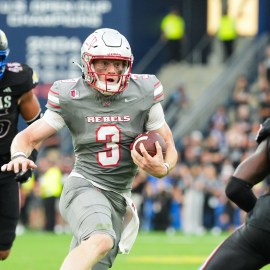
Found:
[125,97,137,102]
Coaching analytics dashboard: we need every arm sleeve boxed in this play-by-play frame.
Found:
[146,103,165,130]
[42,109,66,131]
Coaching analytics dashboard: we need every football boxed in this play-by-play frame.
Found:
[131,131,167,157]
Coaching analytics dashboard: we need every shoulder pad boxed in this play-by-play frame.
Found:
[4,63,38,94]
[130,74,164,103]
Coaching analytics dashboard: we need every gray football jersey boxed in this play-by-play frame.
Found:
[46,74,164,192]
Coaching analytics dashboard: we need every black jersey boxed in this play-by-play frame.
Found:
[0,62,38,155]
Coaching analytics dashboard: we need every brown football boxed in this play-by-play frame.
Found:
[131,131,167,157]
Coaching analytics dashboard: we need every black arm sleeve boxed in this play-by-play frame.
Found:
[225,176,257,212]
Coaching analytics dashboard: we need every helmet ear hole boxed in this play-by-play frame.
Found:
[81,28,133,95]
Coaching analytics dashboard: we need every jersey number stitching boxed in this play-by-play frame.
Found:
[0,120,11,138]
[96,125,121,167]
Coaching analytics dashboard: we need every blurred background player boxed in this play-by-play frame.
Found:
[217,8,238,62]
[0,29,42,260]
[160,7,186,63]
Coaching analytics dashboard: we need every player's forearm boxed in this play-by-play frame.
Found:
[10,130,36,158]
[11,118,57,158]
[164,142,178,173]
[155,123,178,172]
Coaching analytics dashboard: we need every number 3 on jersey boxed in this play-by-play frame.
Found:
[96,125,121,167]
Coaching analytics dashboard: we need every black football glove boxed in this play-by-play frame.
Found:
[14,169,33,184]
[14,149,38,184]
[256,118,270,144]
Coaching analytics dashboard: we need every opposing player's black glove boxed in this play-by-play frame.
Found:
[14,149,38,184]
[14,169,33,184]
[256,118,270,144]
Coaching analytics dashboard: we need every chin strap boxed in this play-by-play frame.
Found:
[72,61,83,72]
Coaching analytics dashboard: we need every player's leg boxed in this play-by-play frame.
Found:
[59,176,125,270]
[68,236,111,270]
[200,223,270,270]
[61,234,113,270]
[66,193,126,270]
[93,190,127,270]
[0,179,20,260]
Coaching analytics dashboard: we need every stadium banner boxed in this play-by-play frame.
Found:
[0,0,130,84]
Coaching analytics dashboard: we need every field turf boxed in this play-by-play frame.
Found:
[1,231,270,270]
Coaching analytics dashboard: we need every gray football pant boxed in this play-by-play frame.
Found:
[59,176,127,269]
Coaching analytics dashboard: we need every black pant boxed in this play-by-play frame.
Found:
[222,39,234,61]
[0,179,19,250]
[166,39,182,62]
[200,225,270,270]
[43,196,56,232]
[200,195,270,269]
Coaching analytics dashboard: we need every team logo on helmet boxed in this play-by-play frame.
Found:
[80,28,133,96]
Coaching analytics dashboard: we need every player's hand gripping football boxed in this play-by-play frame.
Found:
[131,141,167,178]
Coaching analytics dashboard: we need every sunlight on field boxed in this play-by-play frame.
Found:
[128,255,205,264]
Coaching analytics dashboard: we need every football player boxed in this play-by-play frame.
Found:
[1,28,178,270]
[0,29,42,260]
[199,118,270,269]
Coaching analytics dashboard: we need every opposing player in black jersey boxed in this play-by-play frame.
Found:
[200,118,270,270]
[0,29,42,260]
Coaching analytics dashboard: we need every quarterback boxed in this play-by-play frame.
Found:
[1,28,178,269]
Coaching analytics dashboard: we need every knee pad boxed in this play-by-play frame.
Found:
[225,176,257,212]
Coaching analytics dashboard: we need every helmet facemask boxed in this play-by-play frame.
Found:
[81,28,133,96]
[0,30,9,79]
[82,54,132,96]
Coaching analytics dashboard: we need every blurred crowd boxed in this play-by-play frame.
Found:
[17,43,270,236]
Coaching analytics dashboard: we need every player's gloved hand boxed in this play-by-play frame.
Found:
[256,118,270,144]
[14,149,38,184]
[14,168,32,184]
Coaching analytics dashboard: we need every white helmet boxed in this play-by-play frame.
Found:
[81,28,133,95]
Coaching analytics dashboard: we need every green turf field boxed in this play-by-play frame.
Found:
[1,231,270,270]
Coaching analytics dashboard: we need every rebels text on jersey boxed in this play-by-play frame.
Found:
[46,74,164,192]
[0,63,38,154]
